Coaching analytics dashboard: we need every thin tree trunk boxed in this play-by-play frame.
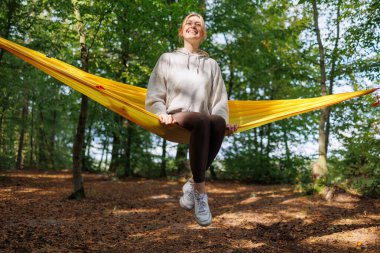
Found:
[16,90,29,169]
[104,138,109,170]
[38,110,47,168]
[175,144,189,176]
[109,115,123,172]
[70,0,88,200]
[227,62,234,100]
[123,121,132,177]
[98,138,106,170]
[160,139,167,178]
[50,110,56,168]
[109,132,119,172]
[82,123,92,172]
[266,124,272,159]
[283,124,291,164]
[29,102,35,168]
[325,0,342,154]
[312,0,328,177]
[119,46,132,178]
[0,108,6,154]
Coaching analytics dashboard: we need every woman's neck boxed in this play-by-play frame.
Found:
[184,40,200,53]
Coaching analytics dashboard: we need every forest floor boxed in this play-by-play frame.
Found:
[0,170,379,253]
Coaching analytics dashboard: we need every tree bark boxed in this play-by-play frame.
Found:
[325,0,342,155]
[109,131,119,172]
[282,124,291,166]
[38,110,48,168]
[98,141,105,170]
[50,110,57,168]
[16,90,29,170]
[70,0,88,200]
[312,0,328,177]
[123,120,132,177]
[28,102,35,168]
[160,139,167,178]
[175,144,189,176]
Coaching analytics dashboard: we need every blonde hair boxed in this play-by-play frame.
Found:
[178,13,207,42]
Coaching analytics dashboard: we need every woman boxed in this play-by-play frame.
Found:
[145,13,238,226]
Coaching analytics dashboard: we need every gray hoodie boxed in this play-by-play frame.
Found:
[145,48,229,123]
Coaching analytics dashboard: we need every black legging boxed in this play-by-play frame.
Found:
[172,112,226,183]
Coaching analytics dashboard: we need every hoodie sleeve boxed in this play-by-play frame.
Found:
[145,54,169,116]
[210,62,229,123]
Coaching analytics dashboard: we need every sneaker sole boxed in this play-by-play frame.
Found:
[179,196,193,211]
[195,215,212,227]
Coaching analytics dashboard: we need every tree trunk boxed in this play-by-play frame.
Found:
[265,124,272,159]
[325,0,342,155]
[28,102,35,168]
[104,138,109,170]
[123,120,132,177]
[82,123,92,172]
[312,0,328,177]
[109,131,120,172]
[50,109,56,168]
[70,0,88,200]
[38,110,48,168]
[175,144,189,176]
[109,115,123,172]
[283,124,291,166]
[227,62,234,100]
[160,139,167,178]
[0,108,6,154]
[71,95,88,199]
[98,139,106,170]
[16,90,29,170]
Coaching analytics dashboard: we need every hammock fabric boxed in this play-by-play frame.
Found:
[0,37,377,144]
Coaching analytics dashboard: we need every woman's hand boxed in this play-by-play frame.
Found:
[159,114,177,125]
[226,124,238,136]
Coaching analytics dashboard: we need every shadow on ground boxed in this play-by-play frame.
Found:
[0,170,379,252]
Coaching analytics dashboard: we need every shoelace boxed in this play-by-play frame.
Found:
[196,194,207,214]
[186,189,194,201]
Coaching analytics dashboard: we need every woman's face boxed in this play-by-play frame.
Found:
[182,15,203,43]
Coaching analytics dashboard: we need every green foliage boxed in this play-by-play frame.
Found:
[0,0,378,190]
[222,145,312,184]
[328,124,380,197]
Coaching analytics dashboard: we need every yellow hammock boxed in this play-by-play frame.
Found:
[0,37,377,144]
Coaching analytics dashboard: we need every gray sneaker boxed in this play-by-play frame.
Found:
[194,191,212,226]
[179,179,194,211]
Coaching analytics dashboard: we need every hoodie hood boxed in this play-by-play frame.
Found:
[175,47,209,57]
[175,48,209,73]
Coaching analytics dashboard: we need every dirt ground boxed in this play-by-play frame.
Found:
[0,170,379,253]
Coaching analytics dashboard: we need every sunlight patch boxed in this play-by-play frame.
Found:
[231,240,266,250]
[239,196,262,205]
[277,209,308,220]
[149,194,172,200]
[331,217,380,226]
[216,212,282,226]
[303,227,380,249]
[112,208,159,216]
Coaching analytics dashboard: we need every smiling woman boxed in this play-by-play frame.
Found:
[178,13,207,43]
[145,13,238,227]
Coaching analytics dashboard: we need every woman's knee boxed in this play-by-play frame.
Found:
[209,115,226,131]
[192,113,210,130]
[173,112,210,130]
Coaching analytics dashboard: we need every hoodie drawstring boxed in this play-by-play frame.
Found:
[176,48,208,74]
